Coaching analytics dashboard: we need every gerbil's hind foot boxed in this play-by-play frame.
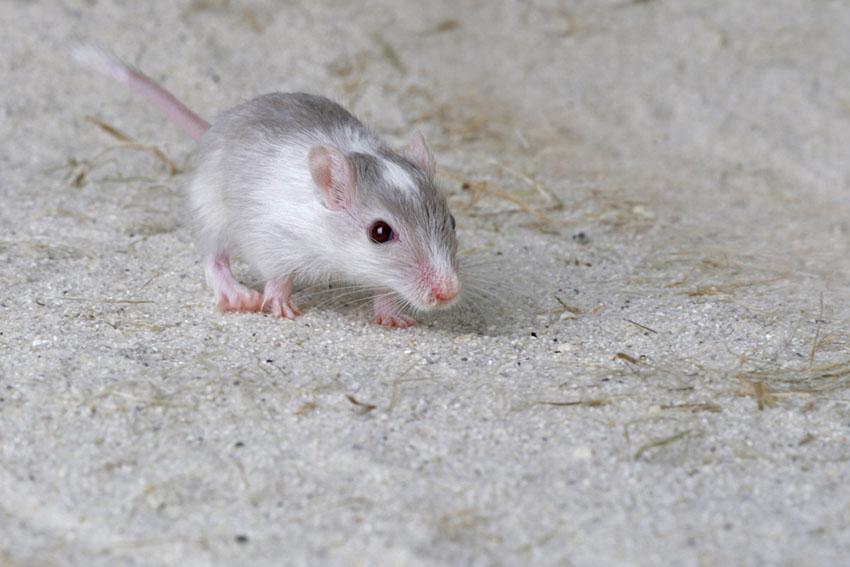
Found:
[374,291,418,328]
[263,276,301,320]
[205,253,264,313]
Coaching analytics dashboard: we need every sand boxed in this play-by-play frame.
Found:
[2,1,849,565]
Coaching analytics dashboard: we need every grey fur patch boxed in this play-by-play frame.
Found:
[348,152,384,189]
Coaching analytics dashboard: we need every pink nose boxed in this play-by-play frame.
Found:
[417,262,461,307]
[429,284,460,305]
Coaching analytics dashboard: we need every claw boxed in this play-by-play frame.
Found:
[374,312,418,328]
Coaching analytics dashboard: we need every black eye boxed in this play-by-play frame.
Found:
[369,220,394,244]
[450,214,456,230]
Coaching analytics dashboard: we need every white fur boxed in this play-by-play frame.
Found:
[72,45,131,84]
[382,160,417,195]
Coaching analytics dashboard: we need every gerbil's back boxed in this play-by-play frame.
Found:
[204,93,381,153]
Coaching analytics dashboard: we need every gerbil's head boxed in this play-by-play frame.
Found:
[309,133,462,312]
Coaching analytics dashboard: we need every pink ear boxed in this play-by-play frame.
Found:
[405,132,436,177]
[309,145,356,212]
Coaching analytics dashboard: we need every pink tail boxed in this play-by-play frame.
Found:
[73,46,210,143]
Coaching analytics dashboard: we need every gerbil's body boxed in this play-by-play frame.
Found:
[74,47,461,327]
[193,93,461,326]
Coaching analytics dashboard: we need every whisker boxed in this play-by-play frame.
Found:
[306,286,377,313]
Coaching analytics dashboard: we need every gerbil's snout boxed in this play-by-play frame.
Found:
[417,265,462,310]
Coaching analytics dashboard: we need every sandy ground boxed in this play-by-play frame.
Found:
[2,1,850,565]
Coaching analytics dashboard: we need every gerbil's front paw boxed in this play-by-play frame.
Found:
[374,311,418,328]
[217,287,265,313]
[373,292,418,328]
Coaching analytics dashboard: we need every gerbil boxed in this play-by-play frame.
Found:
[73,46,462,328]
